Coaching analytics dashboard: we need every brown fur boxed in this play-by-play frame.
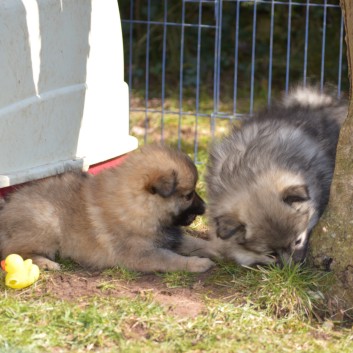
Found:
[0,145,216,272]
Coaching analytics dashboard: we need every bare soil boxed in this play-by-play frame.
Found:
[18,267,233,318]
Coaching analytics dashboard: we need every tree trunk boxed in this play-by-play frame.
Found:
[310,0,353,308]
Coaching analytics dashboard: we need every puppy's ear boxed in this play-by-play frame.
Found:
[215,214,246,243]
[146,169,178,198]
[282,185,310,205]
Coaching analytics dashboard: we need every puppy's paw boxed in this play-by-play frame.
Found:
[43,261,61,271]
[32,256,61,271]
[186,257,215,273]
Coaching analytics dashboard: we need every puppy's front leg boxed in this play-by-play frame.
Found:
[126,247,215,273]
[176,234,224,259]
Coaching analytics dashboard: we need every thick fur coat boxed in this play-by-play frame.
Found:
[0,145,216,272]
[205,87,347,265]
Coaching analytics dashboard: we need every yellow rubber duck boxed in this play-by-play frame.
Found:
[1,254,40,290]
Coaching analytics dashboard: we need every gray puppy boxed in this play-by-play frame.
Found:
[205,87,347,266]
[0,145,216,272]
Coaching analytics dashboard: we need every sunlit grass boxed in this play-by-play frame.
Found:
[1,94,353,352]
[211,261,333,321]
[1,293,353,353]
[102,266,141,283]
[158,271,196,289]
[246,263,332,320]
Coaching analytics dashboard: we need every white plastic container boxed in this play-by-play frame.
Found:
[0,0,137,188]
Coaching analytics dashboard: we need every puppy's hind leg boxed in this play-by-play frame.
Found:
[32,255,61,271]
[22,253,61,271]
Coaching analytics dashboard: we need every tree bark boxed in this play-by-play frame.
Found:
[310,0,353,307]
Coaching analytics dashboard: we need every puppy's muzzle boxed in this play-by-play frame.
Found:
[273,248,308,267]
[191,193,206,215]
[173,193,206,226]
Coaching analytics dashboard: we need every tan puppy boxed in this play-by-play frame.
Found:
[0,145,216,272]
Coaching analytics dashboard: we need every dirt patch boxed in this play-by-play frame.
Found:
[16,268,233,318]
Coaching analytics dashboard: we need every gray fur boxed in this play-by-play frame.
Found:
[205,86,347,266]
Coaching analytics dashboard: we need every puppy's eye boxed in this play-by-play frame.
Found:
[184,191,194,201]
[216,221,246,241]
[283,195,309,205]
[282,185,310,206]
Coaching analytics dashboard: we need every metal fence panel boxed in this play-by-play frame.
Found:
[119,0,347,163]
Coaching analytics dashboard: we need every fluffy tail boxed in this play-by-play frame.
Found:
[282,86,348,126]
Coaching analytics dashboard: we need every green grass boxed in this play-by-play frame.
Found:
[1,256,352,352]
[1,96,353,352]
[211,261,334,321]
[102,267,141,283]
[158,271,196,289]
[1,284,353,353]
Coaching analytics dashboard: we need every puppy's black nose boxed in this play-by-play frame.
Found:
[275,257,284,268]
[267,252,286,267]
[192,193,206,215]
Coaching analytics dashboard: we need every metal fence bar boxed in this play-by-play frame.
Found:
[250,0,258,114]
[212,0,223,136]
[303,0,310,86]
[178,1,186,150]
[128,108,248,121]
[185,0,339,7]
[160,0,168,142]
[337,13,344,98]
[233,0,240,116]
[267,0,275,106]
[128,0,134,103]
[215,0,223,116]
[122,20,216,28]
[194,1,203,162]
[285,0,292,93]
[144,0,151,144]
[131,108,249,119]
[320,0,327,91]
